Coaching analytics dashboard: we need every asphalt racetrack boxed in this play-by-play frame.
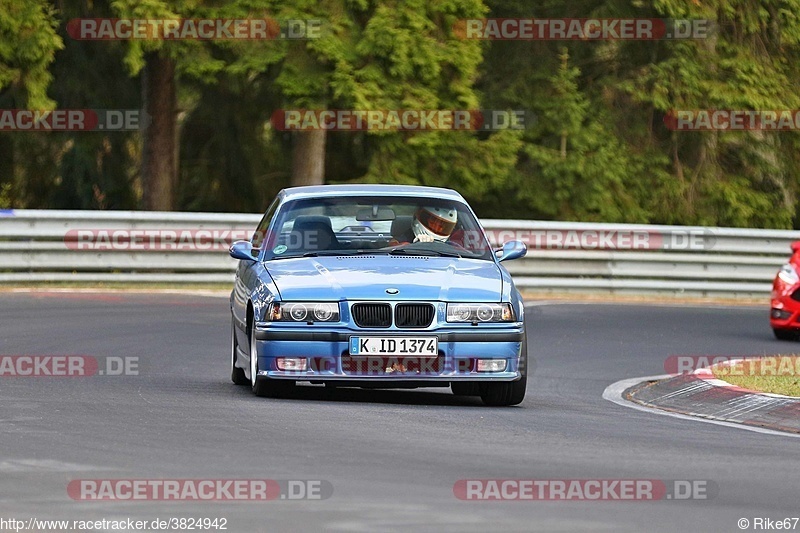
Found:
[0,292,797,532]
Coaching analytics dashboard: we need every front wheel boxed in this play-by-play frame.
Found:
[231,319,248,385]
[480,376,527,406]
[773,328,798,341]
[249,325,295,397]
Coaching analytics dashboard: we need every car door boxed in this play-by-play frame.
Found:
[232,197,279,343]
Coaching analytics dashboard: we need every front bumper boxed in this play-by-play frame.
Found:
[771,282,800,329]
[252,324,525,382]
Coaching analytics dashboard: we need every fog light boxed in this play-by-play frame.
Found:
[772,308,792,320]
[477,359,507,372]
[276,357,307,371]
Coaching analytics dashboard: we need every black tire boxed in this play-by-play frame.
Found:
[231,319,249,385]
[451,382,481,396]
[479,326,528,406]
[249,323,295,397]
[480,376,527,406]
[773,328,798,341]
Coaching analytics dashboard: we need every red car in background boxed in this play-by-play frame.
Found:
[771,241,800,340]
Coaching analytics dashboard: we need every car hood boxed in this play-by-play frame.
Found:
[266,256,503,302]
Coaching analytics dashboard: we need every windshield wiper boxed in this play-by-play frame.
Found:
[302,250,389,257]
[303,250,351,257]
[388,247,461,258]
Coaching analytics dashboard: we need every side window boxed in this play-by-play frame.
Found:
[251,197,280,249]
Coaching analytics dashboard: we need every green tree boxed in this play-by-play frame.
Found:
[111,0,231,210]
[337,0,523,201]
[615,0,800,226]
[519,49,651,222]
[0,0,62,108]
[477,0,800,226]
[0,0,62,206]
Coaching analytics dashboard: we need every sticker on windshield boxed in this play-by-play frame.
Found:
[273,245,288,255]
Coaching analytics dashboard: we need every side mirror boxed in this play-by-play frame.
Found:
[791,241,800,253]
[497,240,527,263]
[229,240,257,261]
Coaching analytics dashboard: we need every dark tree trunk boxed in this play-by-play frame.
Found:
[141,52,176,210]
[291,129,326,186]
[0,136,13,197]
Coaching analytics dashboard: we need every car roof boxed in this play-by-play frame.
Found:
[278,184,466,202]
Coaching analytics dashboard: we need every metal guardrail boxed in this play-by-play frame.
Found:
[1,209,798,297]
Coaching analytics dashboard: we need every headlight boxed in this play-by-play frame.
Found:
[269,302,339,322]
[778,264,799,285]
[446,303,515,323]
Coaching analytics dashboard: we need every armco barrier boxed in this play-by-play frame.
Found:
[1,209,798,297]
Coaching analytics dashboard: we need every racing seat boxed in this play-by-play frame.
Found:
[291,216,339,251]
[390,216,414,242]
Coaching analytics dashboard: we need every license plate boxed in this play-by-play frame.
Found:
[349,337,438,357]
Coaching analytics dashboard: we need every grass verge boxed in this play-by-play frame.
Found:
[712,356,800,397]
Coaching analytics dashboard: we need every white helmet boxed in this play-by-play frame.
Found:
[412,206,458,242]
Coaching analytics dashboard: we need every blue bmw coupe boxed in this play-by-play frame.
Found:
[229,184,528,406]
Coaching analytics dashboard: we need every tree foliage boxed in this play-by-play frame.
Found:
[0,0,62,109]
[1,0,800,228]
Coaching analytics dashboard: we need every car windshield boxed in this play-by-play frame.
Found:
[261,195,494,261]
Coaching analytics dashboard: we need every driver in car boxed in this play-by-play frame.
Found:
[392,206,458,244]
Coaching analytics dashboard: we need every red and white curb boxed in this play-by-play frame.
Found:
[603,364,800,438]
